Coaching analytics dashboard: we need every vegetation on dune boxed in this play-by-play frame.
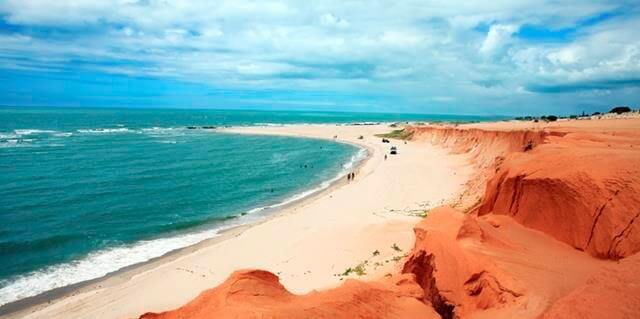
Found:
[609,106,632,114]
[514,106,639,122]
[375,129,414,140]
[352,262,367,276]
[339,261,368,277]
[336,245,408,279]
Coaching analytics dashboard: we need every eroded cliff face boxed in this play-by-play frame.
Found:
[136,122,640,319]
[474,131,640,259]
[407,126,551,168]
[401,207,524,319]
[402,123,640,317]
[407,126,556,211]
[410,125,640,259]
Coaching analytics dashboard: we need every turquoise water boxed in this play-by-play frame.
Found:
[0,107,506,306]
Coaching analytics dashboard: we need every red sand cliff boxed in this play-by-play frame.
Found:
[139,270,439,319]
[407,126,555,210]
[475,131,640,258]
[138,119,640,319]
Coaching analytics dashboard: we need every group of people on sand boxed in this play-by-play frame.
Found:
[346,172,356,181]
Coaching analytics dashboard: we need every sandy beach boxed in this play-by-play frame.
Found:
[132,116,640,319]
[4,123,472,319]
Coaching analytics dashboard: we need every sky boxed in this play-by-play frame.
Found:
[0,1,639,116]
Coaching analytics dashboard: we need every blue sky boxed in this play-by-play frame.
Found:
[0,1,639,115]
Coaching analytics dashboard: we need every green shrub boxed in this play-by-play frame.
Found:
[375,129,414,140]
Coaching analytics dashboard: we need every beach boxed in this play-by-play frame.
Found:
[4,123,473,319]
[132,115,640,319]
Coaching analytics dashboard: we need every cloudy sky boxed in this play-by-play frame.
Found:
[1,0,639,115]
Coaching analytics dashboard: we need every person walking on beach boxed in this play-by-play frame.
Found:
[385,154,387,161]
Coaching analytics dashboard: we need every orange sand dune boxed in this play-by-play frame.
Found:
[476,130,640,258]
[139,270,439,319]
[542,252,640,319]
[138,118,640,319]
[402,207,612,318]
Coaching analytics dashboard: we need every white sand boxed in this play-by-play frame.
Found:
[12,124,472,319]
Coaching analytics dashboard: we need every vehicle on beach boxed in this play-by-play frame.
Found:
[390,146,398,155]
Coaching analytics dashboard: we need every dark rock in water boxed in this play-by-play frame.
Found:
[187,126,198,129]
[202,126,217,129]
[609,106,631,114]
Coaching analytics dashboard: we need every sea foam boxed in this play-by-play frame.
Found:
[14,129,58,136]
[77,128,132,134]
[0,221,242,306]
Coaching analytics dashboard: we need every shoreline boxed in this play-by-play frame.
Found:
[0,126,374,318]
[4,123,473,319]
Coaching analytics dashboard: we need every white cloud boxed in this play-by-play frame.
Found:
[320,13,349,28]
[379,30,425,47]
[201,28,224,38]
[480,24,518,55]
[0,0,114,25]
[0,0,638,114]
[547,46,583,65]
[508,17,640,89]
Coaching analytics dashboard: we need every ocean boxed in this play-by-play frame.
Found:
[0,107,506,306]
